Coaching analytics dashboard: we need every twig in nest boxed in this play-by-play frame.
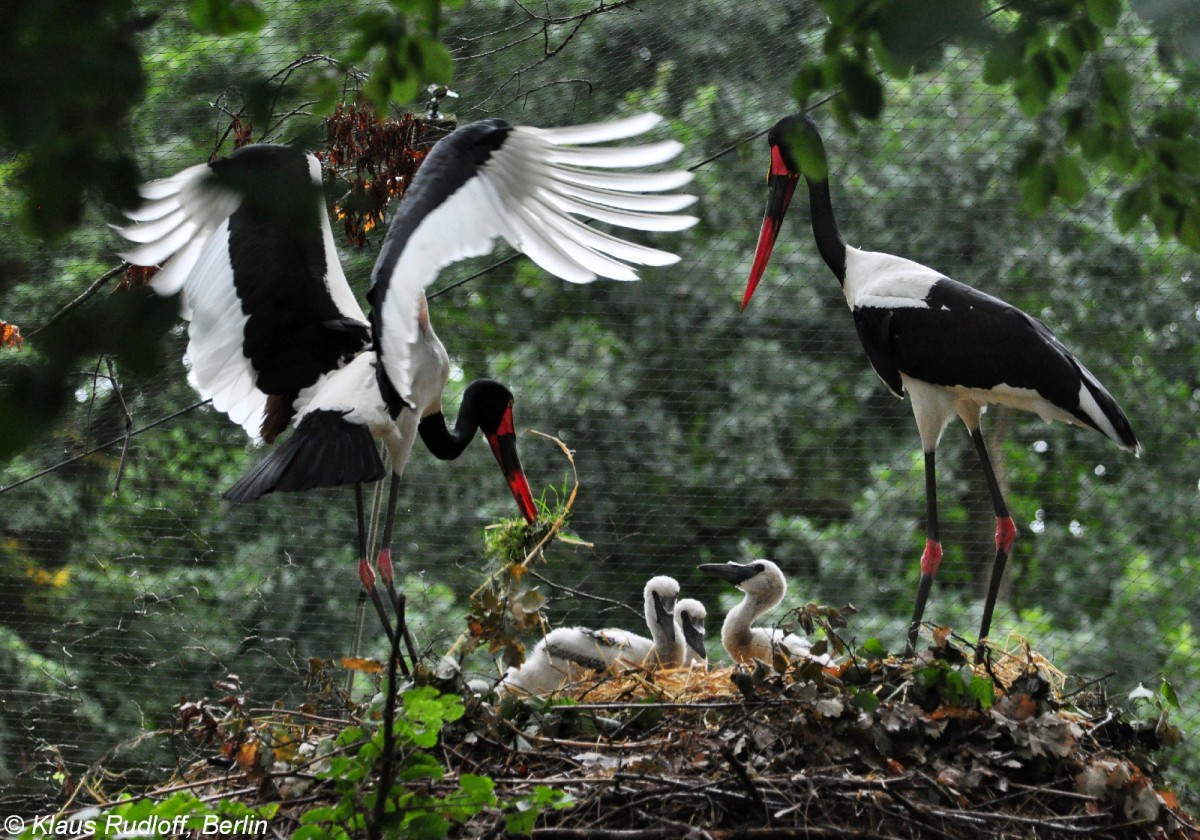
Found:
[527,570,641,621]
[369,591,407,840]
[105,357,134,496]
[519,429,587,562]
[719,744,768,824]
[1061,671,1117,700]
[444,429,584,660]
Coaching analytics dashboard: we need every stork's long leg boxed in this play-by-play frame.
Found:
[375,472,419,673]
[356,482,397,648]
[375,472,401,603]
[908,450,943,654]
[970,427,1017,655]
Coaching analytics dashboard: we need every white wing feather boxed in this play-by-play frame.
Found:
[377,112,697,404]
[115,153,366,440]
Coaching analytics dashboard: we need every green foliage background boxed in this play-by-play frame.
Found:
[1,0,1197,814]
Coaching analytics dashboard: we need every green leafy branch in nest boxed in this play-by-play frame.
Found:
[840,632,999,714]
[20,683,574,839]
[297,687,571,839]
[449,431,590,670]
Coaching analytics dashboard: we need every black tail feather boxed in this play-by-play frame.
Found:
[223,410,386,502]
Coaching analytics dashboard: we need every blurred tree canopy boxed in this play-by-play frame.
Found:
[1,0,1198,813]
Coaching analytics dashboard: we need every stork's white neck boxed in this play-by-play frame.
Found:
[720,571,785,658]
[644,577,683,666]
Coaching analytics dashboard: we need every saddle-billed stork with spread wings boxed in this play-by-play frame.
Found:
[115,112,698,644]
[739,113,1139,655]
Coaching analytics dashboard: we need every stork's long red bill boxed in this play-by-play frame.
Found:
[741,145,800,310]
[484,405,538,524]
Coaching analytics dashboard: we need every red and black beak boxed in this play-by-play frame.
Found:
[483,403,538,524]
[741,144,800,311]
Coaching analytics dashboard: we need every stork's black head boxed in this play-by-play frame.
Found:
[461,379,516,434]
[462,379,538,524]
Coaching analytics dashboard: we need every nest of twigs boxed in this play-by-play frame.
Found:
[461,633,1193,839]
[38,632,1199,839]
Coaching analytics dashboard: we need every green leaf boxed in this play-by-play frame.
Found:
[401,811,450,840]
[983,36,1023,85]
[1178,211,1200,251]
[942,669,966,703]
[414,36,454,84]
[1019,161,1057,216]
[300,807,337,825]
[1085,0,1121,29]
[861,637,888,659]
[504,806,539,837]
[1054,155,1088,204]
[968,675,995,708]
[1111,132,1141,172]
[399,750,447,782]
[1068,15,1103,52]
[1060,106,1087,148]
[852,689,882,712]
[1113,181,1152,231]
[336,726,365,747]
[1160,677,1181,709]
[791,63,824,107]
[779,118,830,182]
[1150,107,1196,139]
[1013,140,1047,179]
[440,774,497,822]
[1099,63,1133,117]
[1013,65,1051,116]
[189,0,266,35]
[504,786,573,836]
[1078,124,1112,162]
[1052,30,1084,74]
[459,773,497,803]
[837,57,885,120]
[532,786,574,810]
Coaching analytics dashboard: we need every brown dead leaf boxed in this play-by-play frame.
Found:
[994,692,1038,721]
[1,320,22,350]
[234,740,258,769]
[340,656,384,674]
[929,705,980,721]
[1026,712,1081,758]
[119,264,160,290]
[322,102,436,250]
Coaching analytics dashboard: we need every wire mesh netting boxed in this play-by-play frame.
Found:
[2,0,1198,816]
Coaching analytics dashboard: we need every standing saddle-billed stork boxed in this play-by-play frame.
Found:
[115,112,698,643]
[739,113,1141,655]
